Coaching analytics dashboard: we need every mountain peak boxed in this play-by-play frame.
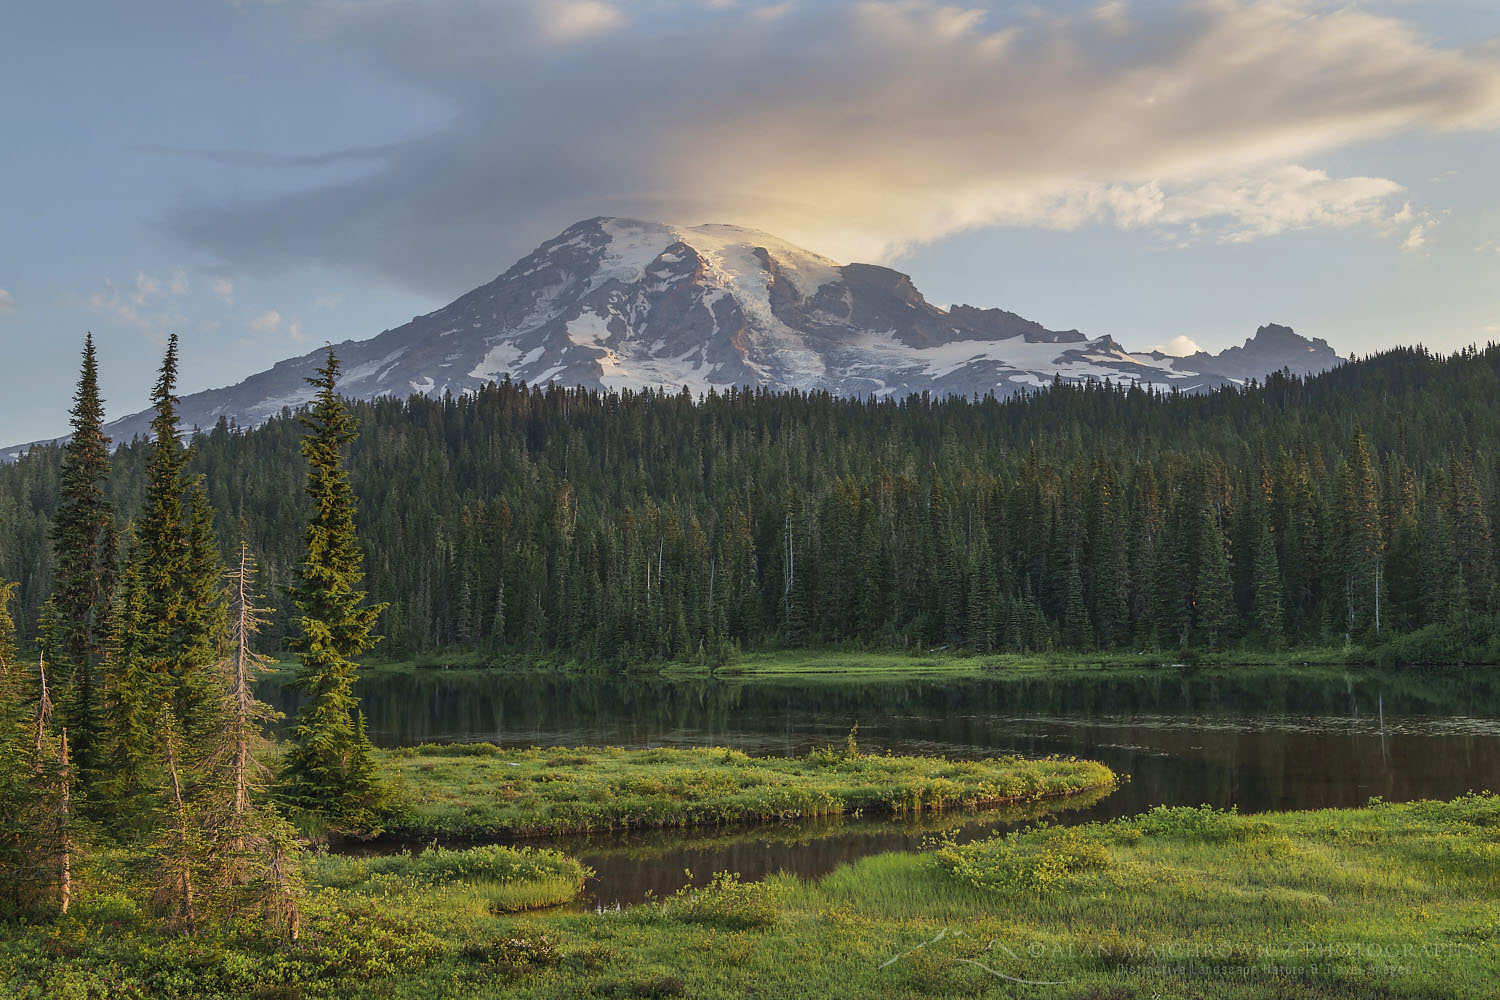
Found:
[3,218,1344,459]
[1172,322,1340,381]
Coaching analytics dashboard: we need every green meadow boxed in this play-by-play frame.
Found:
[7,794,1497,999]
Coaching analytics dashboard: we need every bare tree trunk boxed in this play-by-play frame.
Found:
[231,544,255,821]
[33,653,52,756]
[59,729,70,915]
[267,834,302,942]
[163,728,196,934]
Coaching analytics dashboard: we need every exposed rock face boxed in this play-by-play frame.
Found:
[5,218,1343,458]
[1174,323,1341,382]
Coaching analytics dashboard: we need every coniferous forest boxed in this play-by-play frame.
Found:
[3,340,1500,670]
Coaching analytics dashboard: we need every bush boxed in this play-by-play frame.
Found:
[935,824,1115,896]
[657,871,784,929]
[463,934,559,977]
[1130,804,1270,843]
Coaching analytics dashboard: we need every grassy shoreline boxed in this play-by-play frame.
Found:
[380,743,1118,839]
[260,645,1402,686]
[9,794,1497,998]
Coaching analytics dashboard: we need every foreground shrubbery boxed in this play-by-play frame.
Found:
[6,794,1499,998]
[0,844,591,999]
[380,743,1117,837]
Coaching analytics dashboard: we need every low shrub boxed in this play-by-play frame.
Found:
[935,824,1115,897]
[1129,804,1274,843]
[656,871,785,929]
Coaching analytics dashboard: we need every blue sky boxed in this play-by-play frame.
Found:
[3,0,1499,443]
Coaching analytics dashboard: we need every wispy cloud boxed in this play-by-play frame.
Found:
[169,0,1500,295]
[0,289,13,318]
[87,276,186,337]
[248,309,282,335]
[209,276,235,305]
[132,142,395,169]
[130,272,161,305]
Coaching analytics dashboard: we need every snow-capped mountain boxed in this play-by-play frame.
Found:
[6,217,1341,459]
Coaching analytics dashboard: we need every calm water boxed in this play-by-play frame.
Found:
[263,666,1500,907]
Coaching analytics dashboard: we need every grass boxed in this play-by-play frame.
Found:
[669,646,1373,680]
[262,645,1379,685]
[308,844,592,912]
[9,794,1499,998]
[378,743,1118,838]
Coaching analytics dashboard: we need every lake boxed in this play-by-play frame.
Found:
[263,665,1500,907]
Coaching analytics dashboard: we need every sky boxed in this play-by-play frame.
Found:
[2,0,1499,444]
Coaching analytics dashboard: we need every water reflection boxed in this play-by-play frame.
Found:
[263,665,1500,903]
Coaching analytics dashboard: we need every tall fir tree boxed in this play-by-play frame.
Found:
[97,537,159,823]
[128,335,224,744]
[280,348,389,831]
[47,334,117,793]
[1251,523,1285,647]
[1192,505,1234,648]
[1334,426,1383,637]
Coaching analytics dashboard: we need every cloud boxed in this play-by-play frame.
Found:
[1156,167,1406,242]
[90,278,145,329]
[248,309,282,334]
[130,272,162,305]
[170,268,190,295]
[312,294,342,309]
[288,319,307,341]
[544,1,624,42]
[1402,224,1430,252]
[168,0,1500,296]
[87,277,186,336]
[0,289,13,317]
[209,276,235,305]
[132,142,394,169]
[1147,335,1203,357]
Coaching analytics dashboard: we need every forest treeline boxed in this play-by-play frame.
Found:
[4,342,1500,666]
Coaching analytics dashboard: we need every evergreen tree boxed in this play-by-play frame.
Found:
[97,540,159,823]
[129,335,223,743]
[1251,523,1285,647]
[47,333,116,793]
[0,581,45,916]
[280,348,389,831]
[0,602,74,919]
[202,543,306,929]
[1450,451,1494,614]
[149,708,200,934]
[1193,505,1234,648]
[1334,427,1382,637]
[1062,554,1093,649]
